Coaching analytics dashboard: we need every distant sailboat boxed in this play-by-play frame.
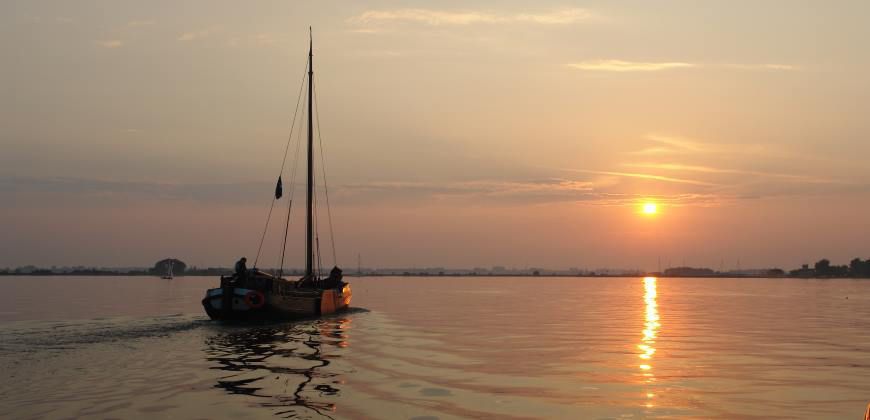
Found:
[202,28,351,320]
[161,260,174,280]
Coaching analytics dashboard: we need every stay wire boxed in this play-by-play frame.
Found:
[252,191,277,269]
[313,164,323,281]
[315,193,323,282]
[278,81,308,277]
[253,62,309,269]
[312,76,338,267]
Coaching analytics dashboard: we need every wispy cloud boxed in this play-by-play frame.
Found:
[349,28,384,34]
[2,176,597,206]
[178,29,212,41]
[0,176,265,205]
[567,60,695,72]
[252,33,276,47]
[343,179,593,200]
[224,33,280,48]
[352,50,404,58]
[561,169,716,186]
[3,175,732,209]
[624,163,844,185]
[587,193,725,207]
[605,133,859,203]
[341,178,731,207]
[127,20,156,27]
[349,8,594,26]
[513,9,594,24]
[567,61,799,73]
[639,135,834,167]
[632,135,770,156]
[10,172,859,210]
[95,40,123,49]
[724,63,799,71]
[640,135,710,153]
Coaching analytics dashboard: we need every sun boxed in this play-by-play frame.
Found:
[642,202,658,215]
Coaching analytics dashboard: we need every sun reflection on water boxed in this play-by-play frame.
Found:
[639,276,660,406]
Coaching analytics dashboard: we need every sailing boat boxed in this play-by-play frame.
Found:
[201,29,351,320]
[161,260,174,279]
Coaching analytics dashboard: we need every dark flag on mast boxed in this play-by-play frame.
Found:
[275,176,283,199]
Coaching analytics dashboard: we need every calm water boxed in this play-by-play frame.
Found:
[2,276,870,419]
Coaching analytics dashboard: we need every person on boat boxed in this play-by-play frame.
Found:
[234,257,248,280]
[324,266,343,287]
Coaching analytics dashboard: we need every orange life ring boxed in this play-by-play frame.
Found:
[244,290,266,309]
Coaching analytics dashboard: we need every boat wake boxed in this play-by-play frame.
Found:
[0,308,369,420]
[0,309,369,357]
[0,314,211,355]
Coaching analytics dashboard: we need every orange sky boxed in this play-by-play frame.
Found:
[2,1,869,269]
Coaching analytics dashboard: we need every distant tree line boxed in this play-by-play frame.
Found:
[789,258,870,278]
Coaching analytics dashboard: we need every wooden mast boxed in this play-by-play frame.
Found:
[305,27,315,279]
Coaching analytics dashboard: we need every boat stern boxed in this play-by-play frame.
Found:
[320,283,352,315]
[201,287,267,320]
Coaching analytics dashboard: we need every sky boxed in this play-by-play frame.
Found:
[2,1,869,270]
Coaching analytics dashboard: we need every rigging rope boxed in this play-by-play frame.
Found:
[313,77,339,267]
[254,62,308,269]
[278,76,308,277]
[252,192,277,270]
[313,162,323,281]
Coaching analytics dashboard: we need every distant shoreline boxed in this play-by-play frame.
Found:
[2,271,868,279]
[4,257,868,279]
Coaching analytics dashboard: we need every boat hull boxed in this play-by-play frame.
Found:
[202,283,351,321]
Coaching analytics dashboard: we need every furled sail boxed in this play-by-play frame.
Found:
[275,176,283,199]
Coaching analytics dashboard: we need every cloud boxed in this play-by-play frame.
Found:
[567,61,798,73]
[624,163,849,188]
[640,135,710,153]
[513,9,594,24]
[586,193,724,207]
[341,178,731,207]
[8,167,858,211]
[0,176,266,205]
[608,133,861,202]
[725,63,799,71]
[178,29,211,41]
[349,28,387,34]
[348,8,594,26]
[252,33,276,46]
[632,135,770,156]
[127,20,156,27]
[631,134,825,164]
[567,60,695,72]
[2,176,598,207]
[224,33,281,48]
[627,163,797,180]
[342,179,593,201]
[95,40,123,49]
[561,169,716,186]
[352,50,403,58]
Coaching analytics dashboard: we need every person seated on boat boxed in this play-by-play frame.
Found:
[323,266,343,288]
[234,257,248,280]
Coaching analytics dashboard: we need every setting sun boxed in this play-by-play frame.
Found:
[643,202,658,215]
